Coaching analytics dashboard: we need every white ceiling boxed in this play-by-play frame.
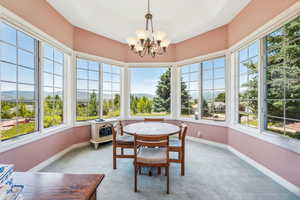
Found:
[47,0,251,44]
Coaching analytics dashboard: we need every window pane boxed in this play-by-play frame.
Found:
[267,100,284,118]
[18,32,34,52]
[54,75,63,88]
[266,117,284,135]
[76,58,101,121]
[77,59,88,69]
[54,50,63,64]
[18,67,35,84]
[238,42,258,127]
[1,43,17,63]
[285,120,300,140]
[43,44,64,128]
[88,71,98,81]
[89,80,98,90]
[131,67,170,117]
[44,45,53,60]
[77,79,88,90]
[0,62,17,82]
[89,61,99,71]
[77,69,88,80]
[19,84,35,101]
[0,23,16,45]
[54,63,63,76]
[44,59,53,73]
[18,49,34,68]
[286,100,300,120]
[44,72,53,87]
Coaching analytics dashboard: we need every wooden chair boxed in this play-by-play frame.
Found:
[112,121,134,169]
[133,134,170,194]
[169,123,188,176]
[144,118,164,122]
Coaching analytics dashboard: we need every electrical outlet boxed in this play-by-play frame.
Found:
[197,131,201,137]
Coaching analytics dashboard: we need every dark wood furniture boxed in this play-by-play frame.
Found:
[134,134,170,194]
[113,121,135,169]
[169,123,188,176]
[13,172,104,200]
[144,118,164,121]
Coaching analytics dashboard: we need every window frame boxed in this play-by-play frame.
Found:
[236,41,260,129]
[41,43,65,129]
[0,20,69,143]
[178,56,227,122]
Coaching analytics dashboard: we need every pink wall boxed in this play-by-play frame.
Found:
[73,27,126,62]
[228,128,300,188]
[228,0,299,46]
[181,121,228,144]
[0,126,90,171]
[175,25,228,61]
[0,0,74,48]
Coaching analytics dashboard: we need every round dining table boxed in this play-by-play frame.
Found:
[123,122,180,136]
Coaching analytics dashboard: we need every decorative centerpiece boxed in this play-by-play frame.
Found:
[0,165,24,200]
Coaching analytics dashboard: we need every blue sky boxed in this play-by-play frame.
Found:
[130,67,167,95]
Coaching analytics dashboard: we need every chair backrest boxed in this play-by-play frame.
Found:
[179,123,188,146]
[112,121,123,142]
[134,134,169,161]
[144,118,164,122]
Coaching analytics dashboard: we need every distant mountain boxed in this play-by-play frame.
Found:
[1,90,62,101]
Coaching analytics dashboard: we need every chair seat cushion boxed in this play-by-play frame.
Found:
[116,135,134,145]
[137,147,167,164]
[169,138,182,147]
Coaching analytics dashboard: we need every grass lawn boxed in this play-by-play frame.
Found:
[1,122,35,141]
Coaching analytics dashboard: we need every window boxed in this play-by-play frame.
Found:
[238,42,259,128]
[43,45,64,128]
[180,64,200,119]
[76,58,100,121]
[0,22,37,140]
[265,16,300,140]
[201,57,226,121]
[130,67,170,117]
[102,64,121,119]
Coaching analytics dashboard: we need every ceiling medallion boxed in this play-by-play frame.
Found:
[126,0,170,58]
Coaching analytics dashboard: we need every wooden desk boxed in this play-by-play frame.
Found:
[13,172,105,200]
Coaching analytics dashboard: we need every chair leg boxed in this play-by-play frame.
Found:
[181,150,185,176]
[139,167,142,175]
[121,147,124,155]
[166,166,169,194]
[158,167,161,175]
[134,166,138,192]
[113,146,117,170]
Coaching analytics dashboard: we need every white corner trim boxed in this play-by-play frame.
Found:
[188,136,300,197]
[28,141,90,172]
[228,146,300,197]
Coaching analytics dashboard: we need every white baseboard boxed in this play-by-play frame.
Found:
[187,136,300,197]
[28,141,90,172]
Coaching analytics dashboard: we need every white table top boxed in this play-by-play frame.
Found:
[123,122,180,136]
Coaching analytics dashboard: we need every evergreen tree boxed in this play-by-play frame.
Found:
[153,68,192,114]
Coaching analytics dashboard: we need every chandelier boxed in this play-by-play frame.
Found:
[126,0,170,58]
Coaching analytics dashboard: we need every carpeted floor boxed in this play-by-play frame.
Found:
[41,140,299,200]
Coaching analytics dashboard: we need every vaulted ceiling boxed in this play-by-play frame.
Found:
[47,0,251,43]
